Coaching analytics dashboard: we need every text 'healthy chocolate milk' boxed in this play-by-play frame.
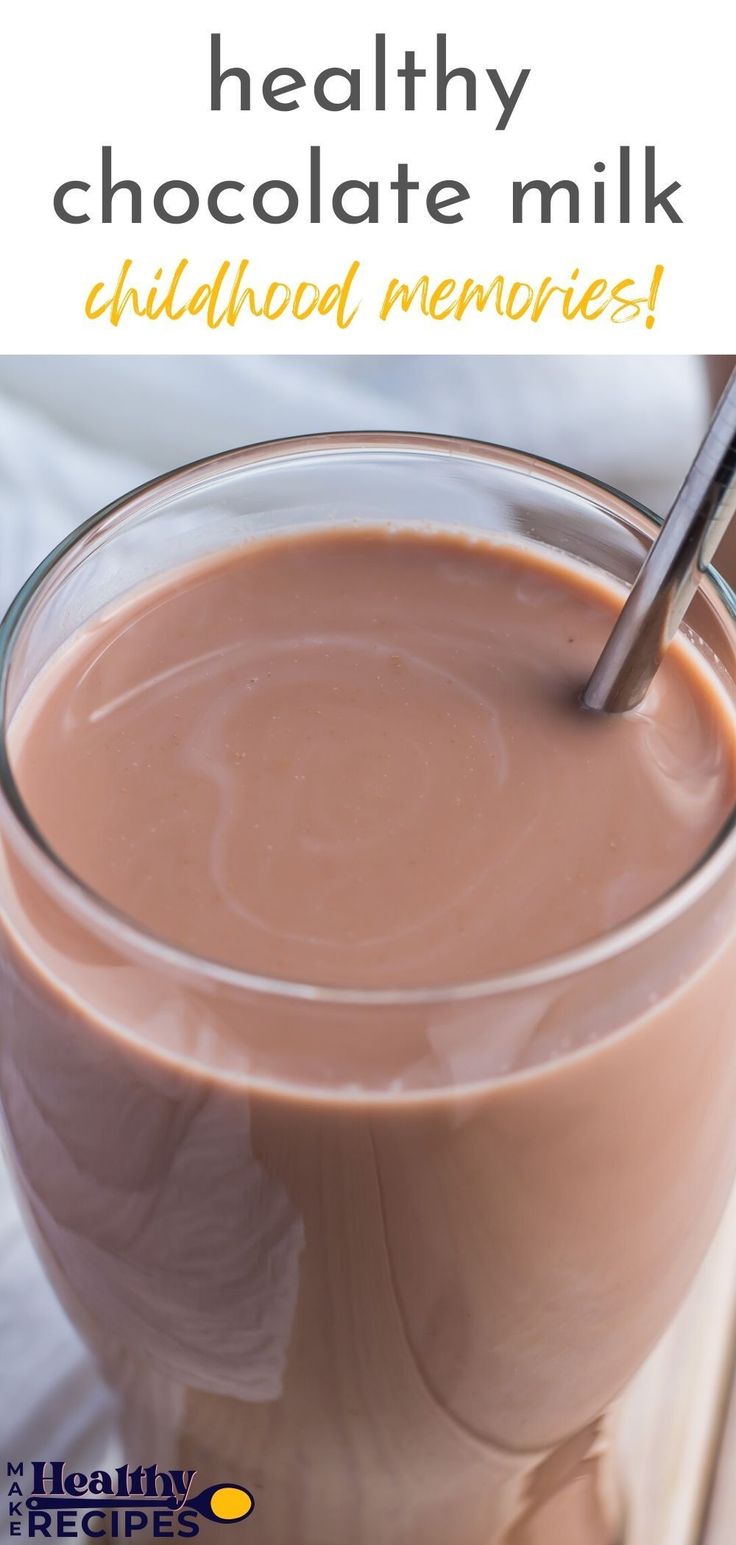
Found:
[3,523,736,1544]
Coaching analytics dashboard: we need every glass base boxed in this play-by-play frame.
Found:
[506,1424,624,1543]
[111,1360,626,1545]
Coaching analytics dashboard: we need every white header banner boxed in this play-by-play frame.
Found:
[0,0,732,354]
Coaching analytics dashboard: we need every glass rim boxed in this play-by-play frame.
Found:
[2,427,736,1008]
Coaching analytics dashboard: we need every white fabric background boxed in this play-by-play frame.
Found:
[0,354,711,1516]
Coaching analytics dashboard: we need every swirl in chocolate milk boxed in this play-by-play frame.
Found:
[12,526,736,994]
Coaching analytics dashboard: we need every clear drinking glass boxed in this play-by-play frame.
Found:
[2,434,736,1545]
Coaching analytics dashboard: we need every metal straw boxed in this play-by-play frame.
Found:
[584,371,736,713]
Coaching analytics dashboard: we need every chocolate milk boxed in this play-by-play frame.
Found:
[2,526,736,1544]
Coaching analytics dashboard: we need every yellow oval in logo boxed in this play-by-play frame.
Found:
[209,1486,254,1521]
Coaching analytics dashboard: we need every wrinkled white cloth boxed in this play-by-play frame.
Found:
[0,354,711,1520]
[0,356,709,613]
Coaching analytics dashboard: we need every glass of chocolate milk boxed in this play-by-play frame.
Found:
[2,433,736,1545]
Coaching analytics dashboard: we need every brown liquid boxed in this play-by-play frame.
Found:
[11,527,736,991]
[2,526,736,1544]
